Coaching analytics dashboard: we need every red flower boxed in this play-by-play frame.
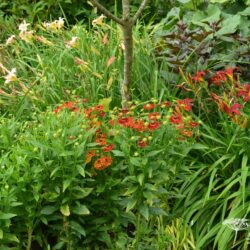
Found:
[94,156,112,170]
[148,121,161,131]
[121,109,129,114]
[159,101,171,108]
[192,71,206,82]
[103,144,115,152]
[137,140,148,148]
[118,117,135,127]
[95,137,107,146]
[189,121,199,127]
[208,71,229,86]
[85,150,96,163]
[94,104,104,111]
[177,98,193,112]
[237,84,250,102]
[98,111,106,118]
[109,119,115,126]
[62,101,74,109]
[53,107,61,113]
[229,103,243,115]
[84,107,93,118]
[132,120,147,132]
[148,112,161,120]
[169,112,182,124]
[181,129,193,137]
[218,101,243,116]
[143,103,155,110]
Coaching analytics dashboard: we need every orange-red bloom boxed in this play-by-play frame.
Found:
[94,104,104,111]
[181,129,193,137]
[85,150,96,163]
[177,98,193,112]
[170,112,182,124]
[103,144,115,152]
[148,121,161,131]
[143,103,155,110]
[95,137,107,146]
[148,112,161,120]
[93,156,112,170]
[137,140,148,148]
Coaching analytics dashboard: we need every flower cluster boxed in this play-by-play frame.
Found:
[53,97,199,170]
[43,17,64,31]
[181,67,249,128]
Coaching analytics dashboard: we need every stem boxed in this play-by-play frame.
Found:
[90,0,124,26]
[26,226,33,250]
[121,22,133,108]
[132,0,149,25]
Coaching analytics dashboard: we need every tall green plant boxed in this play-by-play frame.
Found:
[90,0,149,107]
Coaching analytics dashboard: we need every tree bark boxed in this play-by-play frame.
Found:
[121,22,133,108]
[90,0,149,108]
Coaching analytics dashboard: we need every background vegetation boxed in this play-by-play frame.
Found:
[0,0,250,249]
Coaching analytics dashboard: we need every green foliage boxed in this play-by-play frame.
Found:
[0,2,250,248]
[153,2,250,84]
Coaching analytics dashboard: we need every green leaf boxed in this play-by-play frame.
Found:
[60,204,70,216]
[216,15,241,35]
[63,179,71,192]
[72,205,90,215]
[40,205,58,215]
[130,157,141,167]
[147,149,164,157]
[177,0,191,3]
[0,212,17,220]
[50,166,61,178]
[239,6,250,16]
[139,205,149,221]
[210,0,230,3]
[137,174,144,186]
[98,97,112,112]
[4,233,19,243]
[0,229,3,239]
[70,221,86,236]
[73,187,93,199]
[77,165,85,177]
[126,198,137,212]
[112,150,125,157]
[241,154,248,208]
[123,186,138,196]
[53,241,65,249]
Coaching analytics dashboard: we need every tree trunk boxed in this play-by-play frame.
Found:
[90,0,149,108]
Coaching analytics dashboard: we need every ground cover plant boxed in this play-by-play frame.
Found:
[0,1,250,249]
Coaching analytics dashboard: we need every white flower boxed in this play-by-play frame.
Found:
[19,30,34,42]
[6,35,16,45]
[18,20,30,33]
[92,14,106,26]
[4,68,17,83]
[65,36,79,48]
[223,218,249,231]
[56,17,64,29]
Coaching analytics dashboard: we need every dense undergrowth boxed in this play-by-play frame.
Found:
[0,1,250,249]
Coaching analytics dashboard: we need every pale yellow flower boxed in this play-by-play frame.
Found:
[56,17,64,29]
[92,14,106,27]
[6,35,16,45]
[4,68,17,83]
[43,17,64,31]
[19,31,34,42]
[35,35,53,46]
[64,36,79,48]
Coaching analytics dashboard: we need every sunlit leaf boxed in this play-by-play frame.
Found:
[60,204,70,216]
